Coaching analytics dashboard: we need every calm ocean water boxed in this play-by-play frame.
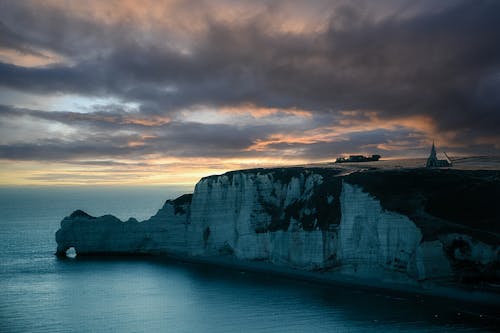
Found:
[0,186,498,333]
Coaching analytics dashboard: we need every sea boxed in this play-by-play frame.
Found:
[0,186,498,333]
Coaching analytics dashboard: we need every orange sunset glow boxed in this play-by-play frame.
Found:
[1,0,499,185]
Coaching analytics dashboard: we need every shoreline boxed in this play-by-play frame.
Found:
[55,167,500,307]
[67,251,500,306]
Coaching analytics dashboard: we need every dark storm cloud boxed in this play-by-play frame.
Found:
[0,62,101,94]
[0,21,43,56]
[261,128,429,159]
[0,105,282,160]
[0,104,167,131]
[0,141,133,161]
[0,0,499,162]
[0,0,121,58]
[1,104,423,160]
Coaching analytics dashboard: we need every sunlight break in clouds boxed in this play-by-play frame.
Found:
[0,0,499,185]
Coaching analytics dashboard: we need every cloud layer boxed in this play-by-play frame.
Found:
[1,0,499,184]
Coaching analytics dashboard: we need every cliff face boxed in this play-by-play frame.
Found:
[55,195,192,256]
[186,169,338,269]
[338,183,423,278]
[55,168,500,290]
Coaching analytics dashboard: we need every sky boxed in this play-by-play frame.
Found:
[0,0,499,185]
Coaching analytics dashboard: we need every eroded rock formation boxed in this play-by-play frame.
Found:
[55,167,500,293]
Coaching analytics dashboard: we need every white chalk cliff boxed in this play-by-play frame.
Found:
[56,167,500,293]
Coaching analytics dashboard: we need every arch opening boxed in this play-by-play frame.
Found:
[65,247,77,258]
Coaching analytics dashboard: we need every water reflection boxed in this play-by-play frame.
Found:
[50,256,499,333]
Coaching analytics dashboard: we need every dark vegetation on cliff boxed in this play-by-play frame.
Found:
[445,238,500,285]
[345,169,500,244]
[261,168,344,232]
[202,167,345,232]
[205,167,500,243]
[170,193,193,215]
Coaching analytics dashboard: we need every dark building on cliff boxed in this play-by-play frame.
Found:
[335,154,381,163]
[426,142,451,167]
